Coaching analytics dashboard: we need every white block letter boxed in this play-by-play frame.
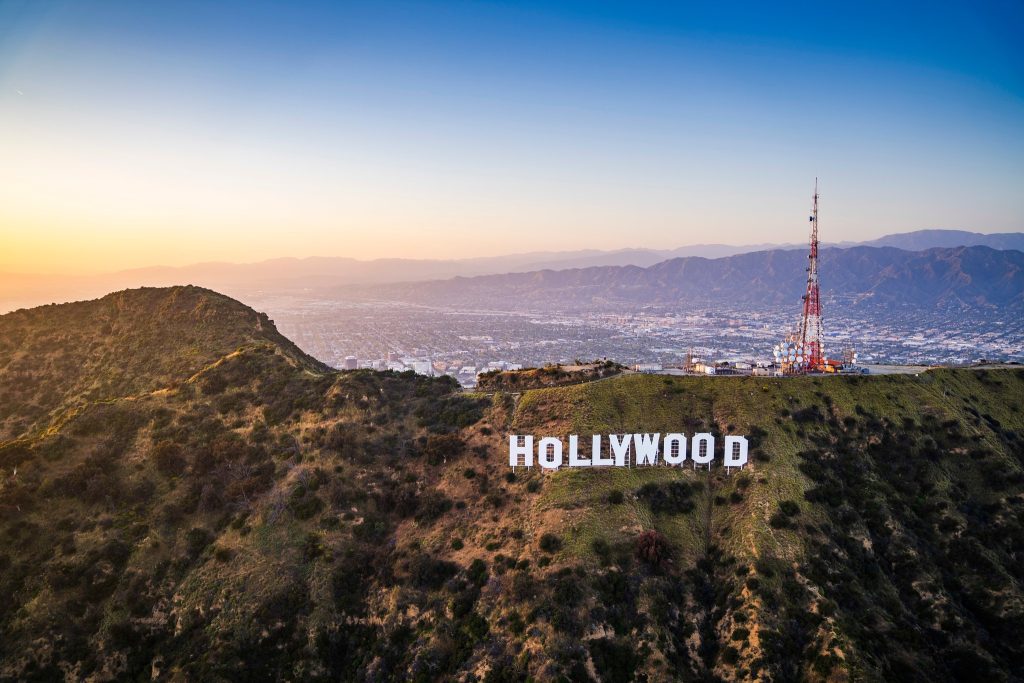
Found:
[724,436,748,469]
[569,435,591,467]
[538,437,563,469]
[509,434,533,467]
[633,433,660,465]
[593,434,614,466]
[610,434,632,467]
[663,433,687,465]
[692,433,715,466]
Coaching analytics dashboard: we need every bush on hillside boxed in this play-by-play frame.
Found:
[539,533,562,553]
[637,481,696,515]
[635,530,671,569]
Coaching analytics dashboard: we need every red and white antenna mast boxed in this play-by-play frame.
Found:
[798,179,825,371]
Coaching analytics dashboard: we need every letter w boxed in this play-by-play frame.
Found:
[633,433,660,465]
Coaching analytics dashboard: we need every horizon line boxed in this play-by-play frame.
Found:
[4,227,1017,278]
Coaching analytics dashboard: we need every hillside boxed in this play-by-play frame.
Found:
[0,286,328,441]
[1,289,1023,681]
[477,361,625,392]
[337,245,1024,313]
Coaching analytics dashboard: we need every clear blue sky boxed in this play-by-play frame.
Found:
[1,0,1022,272]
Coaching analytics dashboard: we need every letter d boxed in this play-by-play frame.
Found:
[724,436,748,469]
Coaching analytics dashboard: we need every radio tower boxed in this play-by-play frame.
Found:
[797,179,825,371]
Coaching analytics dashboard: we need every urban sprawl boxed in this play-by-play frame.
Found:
[257,296,1023,388]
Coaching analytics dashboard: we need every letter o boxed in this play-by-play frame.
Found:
[692,433,715,465]
[538,437,563,469]
[663,433,687,465]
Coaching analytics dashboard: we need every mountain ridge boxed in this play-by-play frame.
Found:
[335,245,1024,312]
[3,230,1022,313]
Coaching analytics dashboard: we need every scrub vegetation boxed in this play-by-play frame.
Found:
[477,360,624,392]
[1,287,1022,681]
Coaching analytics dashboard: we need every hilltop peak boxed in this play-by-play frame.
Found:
[0,286,327,441]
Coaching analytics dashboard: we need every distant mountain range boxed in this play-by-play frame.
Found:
[853,229,1024,252]
[1,229,1021,312]
[340,245,1024,313]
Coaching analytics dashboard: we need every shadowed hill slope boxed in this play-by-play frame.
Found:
[0,286,328,441]
[1,290,1022,682]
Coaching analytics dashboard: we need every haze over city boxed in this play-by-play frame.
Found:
[2,0,1022,275]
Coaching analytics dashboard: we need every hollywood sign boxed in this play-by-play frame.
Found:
[508,433,748,471]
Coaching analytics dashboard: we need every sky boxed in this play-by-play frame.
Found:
[1,0,1022,275]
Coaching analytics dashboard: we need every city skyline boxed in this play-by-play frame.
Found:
[2,0,1022,274]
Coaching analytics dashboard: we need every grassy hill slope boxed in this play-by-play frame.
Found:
[1,289,1022,682]
[512,371,1024,681]
[0,286,327,441]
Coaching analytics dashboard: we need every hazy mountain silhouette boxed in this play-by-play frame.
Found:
[1,230,1020,312]
[857,229,1024,251]
[338,245,1024,312]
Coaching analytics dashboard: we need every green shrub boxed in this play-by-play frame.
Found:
[779,500,800,517]
[589,637,641,683]
[416,395,487,433]
[416,492,453,523]
[409,554,458,590]
[635,529,670,568]
[792,406,823,423]
[152,440,187,477]
[353,513,388,541]
[464,612,489,640]
[591,538,611,563]
[288,486,324,520]
[185,527,214,558]
[468,558,489,586]
[637,481,695,515]
[507,610,525,635]
[422,433,466,465]
[539,533,562,553]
